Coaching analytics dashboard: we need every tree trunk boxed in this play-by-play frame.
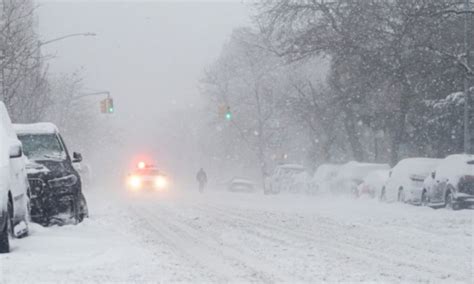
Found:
[390,80,411,166]
[342,106,364,161]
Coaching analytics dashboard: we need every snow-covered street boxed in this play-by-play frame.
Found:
[1,188,472,283]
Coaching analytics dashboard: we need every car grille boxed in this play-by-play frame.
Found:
[28,178,46,198]
[459,181,474,195]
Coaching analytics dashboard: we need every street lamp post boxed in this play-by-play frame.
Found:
[39,33,96,47]
[0,32,97,102]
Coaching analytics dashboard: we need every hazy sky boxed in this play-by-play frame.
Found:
[38,0,251,120]
[37,0,252,180]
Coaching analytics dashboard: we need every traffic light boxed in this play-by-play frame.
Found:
[107,98,114,113]
[225,106,232,121]
[99,98,115,114]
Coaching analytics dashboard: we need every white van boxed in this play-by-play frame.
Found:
[0,102,29,253]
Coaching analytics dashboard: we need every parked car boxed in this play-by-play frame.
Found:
[0,121,11,253]
[265,164,308,194]
[422,154,474,209]
[357,169,390,199]
[14,123,88,226]
[330,162,390,196]
[0,102,30,253]
[311,164,341,194]
[227,177,257,193]
[381,158,441,204]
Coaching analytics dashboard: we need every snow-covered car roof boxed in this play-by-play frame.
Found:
[392,158,441,178]
[335,161,390,181]
[314,164,341,181]
[433,154,474,183]
[13,122,59,135]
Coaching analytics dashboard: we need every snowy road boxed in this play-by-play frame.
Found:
[1,188,473,283]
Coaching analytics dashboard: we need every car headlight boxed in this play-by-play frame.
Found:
[128,175,142,189]
[154,175,168,189]
[48,174,78,188]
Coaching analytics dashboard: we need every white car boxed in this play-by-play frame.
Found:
[0,102,30,253]
[381,158,441,204]
[311,164,341,194]
[265,164,308,194]
[357,170,390,199]
[330,161,390,196]
[0,122,11,253]
[227,177,257,193]
[422,154,474,209]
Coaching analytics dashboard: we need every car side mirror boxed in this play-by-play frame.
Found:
[431,171,436,179]
[72,152,82,163]
[9,144,22,158]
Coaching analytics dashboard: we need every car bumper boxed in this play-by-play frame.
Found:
[454,194,474,207]
[28,178,80,222]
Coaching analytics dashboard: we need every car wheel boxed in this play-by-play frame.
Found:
[14,197,30,239]
[397,188,405,203]
[0,211,11,253]
[445,191,459,210]
[78,193,89,221]
[7,197,14,237]
[421,190,429,206]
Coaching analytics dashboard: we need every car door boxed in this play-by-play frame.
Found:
[8,139,28,220]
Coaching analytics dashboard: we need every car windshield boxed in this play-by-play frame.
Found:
[18,134,65,161]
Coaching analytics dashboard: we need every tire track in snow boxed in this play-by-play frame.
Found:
[129,203,294,283]
[196,201,468,282]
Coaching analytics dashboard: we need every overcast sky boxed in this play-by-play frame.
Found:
[37,0,252,179]
[38,0,251,110]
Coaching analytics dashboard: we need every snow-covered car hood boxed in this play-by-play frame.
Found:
[26,160,51,175]
[26,158,77,181]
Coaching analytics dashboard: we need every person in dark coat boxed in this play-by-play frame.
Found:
[196,168,207,193]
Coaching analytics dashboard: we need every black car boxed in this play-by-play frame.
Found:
[14,123,88,225]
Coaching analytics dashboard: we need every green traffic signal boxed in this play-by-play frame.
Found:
[225,111,232,120]
[107,98,114,113]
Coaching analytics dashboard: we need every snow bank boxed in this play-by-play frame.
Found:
[330,161,390,194]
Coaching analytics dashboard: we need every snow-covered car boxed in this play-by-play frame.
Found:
[381,158,441,204]
[14,123,88,225]
[329,161,390,196]
[0,121,11,253]
[126,162,169,192]
[357,169,390,199]
[0,103,30,253]
[227,177,257,193]
[311,164,341,194]
[265,164,308,194]
[422,154,474,209]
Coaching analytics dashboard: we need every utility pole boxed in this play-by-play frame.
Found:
[463,0,472,154]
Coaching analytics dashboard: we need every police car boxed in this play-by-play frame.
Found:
[126,162,169,191]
